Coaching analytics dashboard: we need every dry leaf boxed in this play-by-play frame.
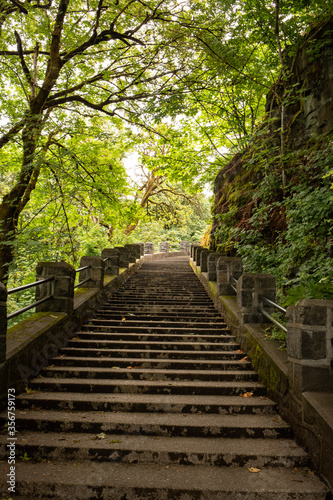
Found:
[95,433,107,440]
[240,356,248,362]
[122,318,126,321]
[248,467,260,473]
[237,349,243,353]
[240,392,254,398]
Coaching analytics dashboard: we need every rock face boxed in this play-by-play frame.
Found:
[267,17,333,149]
[211,16,333,250]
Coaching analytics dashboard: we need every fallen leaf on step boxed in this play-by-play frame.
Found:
[237,349,243,353]
[95,433,107,440]
[240,356,248,362]
[127,366,132,369]
[240,392,254,398]
[248,467,260,473]
[122,318,126,321]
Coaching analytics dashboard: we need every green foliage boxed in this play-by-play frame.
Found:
[284,280,333,306]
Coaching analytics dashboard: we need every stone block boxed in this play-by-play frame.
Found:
[200,249,211,272]
[101,248,120,276]
[237,273,276,325]
[137,243,145,257]
[35,262,76,314]
[194,246,204,264]
[207,253,221,281]
[79,256,104,290]
[291,362,333,395]
[113,247,130,268]
[159,242,170,253]
[144,242,154,255]
[125,244,140,262]
[180,241,190,253]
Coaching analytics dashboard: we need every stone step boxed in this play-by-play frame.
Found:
[0,432,309,468]
[59,346,246,359]
[51,355,253,371]
[108,298,214,305]
[15,392,277,414]
[76,330,235,343]
[99,305,218,314]
[95,311,225,321]
[0,462,328,500]
[40,366,258,382]
[87,319,229,330]
[28,377,266,396]
[7,410,292,438]
[66,339,239,351]
[97,309,222,319]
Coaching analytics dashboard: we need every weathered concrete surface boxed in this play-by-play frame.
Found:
[0,256,329,499]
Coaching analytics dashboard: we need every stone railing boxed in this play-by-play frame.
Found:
[190,244,333,488]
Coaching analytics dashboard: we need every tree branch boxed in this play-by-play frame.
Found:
[14,30,33,89]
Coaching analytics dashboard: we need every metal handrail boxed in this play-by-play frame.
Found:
[262,296,286,313]
[230,276,237,293]
[259,295,287,333]
[74,278,90,288]
[258,305,287,333]
[7,295,54,320]
[7,277,55,320]
[74,264,92,288]
[8,276,54,295]
[76,265,91,273]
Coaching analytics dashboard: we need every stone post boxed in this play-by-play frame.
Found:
[137,243,145,257]
[0,282,7,363]
[101,248,120,276]
[217,256,243,296]
[237,273,276,326]
[207,253,221,281]
[113,247,130,268]
[200,249,212,272]
[125,243,141,262]
[180,241,190,254]
[193,246,203,265]
[159,242,170,253]
[78,256,104,290]
[35,262,76,314]
[144,242,154,255]
[287,299,333,397]
[190,243,200,259]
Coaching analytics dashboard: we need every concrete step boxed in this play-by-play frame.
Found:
[99,305,218,314]
[15,392,277,414]
[28,377,266,396]
[50,355,253,371]
[59,346,246,359]
[94,312,225,322]
[66,339,240,351]
[76,330,235,342]
[40,366,258,382]
[87,319,229,329]
[0,462,328,500]
[96,309,222,319]
[0,432,309,468]
[7,410,293,438]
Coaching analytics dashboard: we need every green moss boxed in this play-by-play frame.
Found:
[7,312,66,339]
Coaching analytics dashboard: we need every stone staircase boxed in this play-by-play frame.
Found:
[0,256,329,499]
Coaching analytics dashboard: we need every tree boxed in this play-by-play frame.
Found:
[0,0,213,282]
